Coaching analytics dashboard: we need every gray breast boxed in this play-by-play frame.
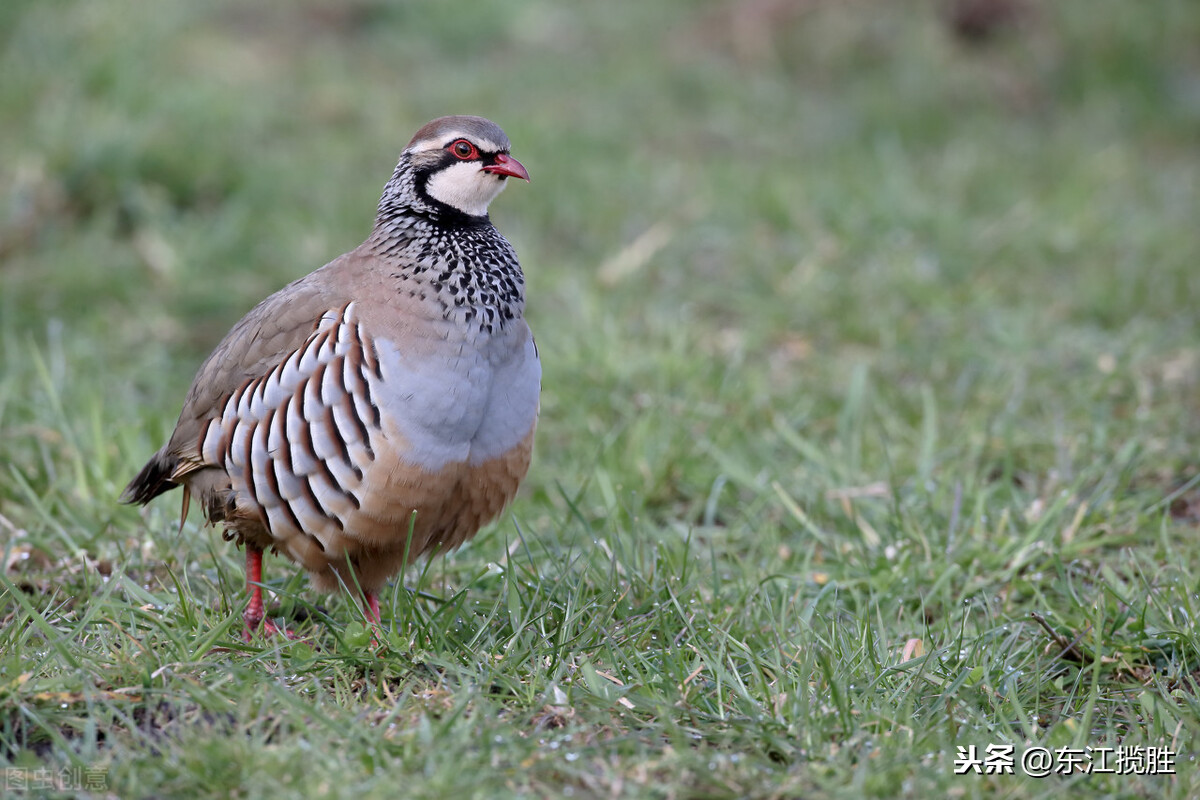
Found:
[372,318,539,471]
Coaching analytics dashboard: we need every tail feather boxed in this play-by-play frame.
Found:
[120,449,180,506]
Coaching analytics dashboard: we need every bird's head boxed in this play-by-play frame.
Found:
[401,115,530,219]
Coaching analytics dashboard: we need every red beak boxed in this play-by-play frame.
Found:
[482,153,530,182]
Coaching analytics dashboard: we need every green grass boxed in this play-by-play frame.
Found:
[2,0,1200,797]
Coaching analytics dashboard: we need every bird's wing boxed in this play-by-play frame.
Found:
[168,275,354,470]
[121,255,354,504]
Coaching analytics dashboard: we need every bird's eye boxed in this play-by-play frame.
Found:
[449,140,478,160]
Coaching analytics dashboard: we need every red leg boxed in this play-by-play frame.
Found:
[363,591,385,648]
[363,591,381,625]
[241,545,299,641]
[242,545,266,641]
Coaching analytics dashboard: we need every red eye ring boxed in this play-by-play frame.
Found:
[449,139,478,160]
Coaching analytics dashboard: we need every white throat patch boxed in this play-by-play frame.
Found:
[425,161,508,217]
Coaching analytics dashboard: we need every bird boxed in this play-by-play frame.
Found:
[121,115,539,641]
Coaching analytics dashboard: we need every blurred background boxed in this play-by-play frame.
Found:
[3,1,1200,793]
[2,0,1199,564]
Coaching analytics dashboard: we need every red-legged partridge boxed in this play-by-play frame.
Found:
[122,116,539,640]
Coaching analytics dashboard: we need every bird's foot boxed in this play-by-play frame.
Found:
[357,591,388,650]
[242,591,302,642]
[242,616,302,642]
